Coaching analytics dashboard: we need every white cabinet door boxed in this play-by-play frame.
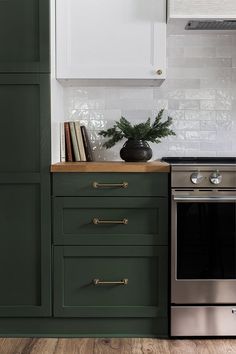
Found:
[56,0,166,80]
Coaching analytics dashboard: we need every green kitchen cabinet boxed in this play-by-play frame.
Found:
[0,74,51,317]
[52,172,169,337]
[0,0,49,73]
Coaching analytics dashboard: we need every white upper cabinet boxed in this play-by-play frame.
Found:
[168,0,236,19]
[56,0,166,80]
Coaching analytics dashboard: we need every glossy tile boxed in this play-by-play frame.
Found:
[62,24,236,160]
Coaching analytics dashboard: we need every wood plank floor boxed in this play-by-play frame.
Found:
[0,338,236,354]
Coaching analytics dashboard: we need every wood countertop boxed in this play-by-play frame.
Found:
[51,161,170,173]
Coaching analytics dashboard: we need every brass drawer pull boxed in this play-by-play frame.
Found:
[92,218,128,225]
[92,182,128,189]
[93,278,128,286]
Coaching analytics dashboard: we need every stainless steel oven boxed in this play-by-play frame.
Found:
[162,157,236,336]
[172,188,236,305]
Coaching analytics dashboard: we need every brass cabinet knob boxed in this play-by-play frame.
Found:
[156,69,163,75]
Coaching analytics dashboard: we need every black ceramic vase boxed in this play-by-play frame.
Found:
[120,139,152,162]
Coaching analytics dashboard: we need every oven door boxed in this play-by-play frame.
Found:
[172,190,236,304]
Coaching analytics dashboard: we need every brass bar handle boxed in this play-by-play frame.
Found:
[93,278,128,286]
[92,182,128,189]
[92,218,128,225]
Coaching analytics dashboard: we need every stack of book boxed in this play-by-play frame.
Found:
[60,121,94,162]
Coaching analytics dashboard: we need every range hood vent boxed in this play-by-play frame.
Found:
[185,20,236,30]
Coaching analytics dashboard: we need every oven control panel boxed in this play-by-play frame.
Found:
[171,166,236,188]
[190,170,223,185]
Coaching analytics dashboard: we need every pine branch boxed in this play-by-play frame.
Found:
[99,110,175,149]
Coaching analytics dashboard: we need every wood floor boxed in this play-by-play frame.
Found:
[0,338,236,354]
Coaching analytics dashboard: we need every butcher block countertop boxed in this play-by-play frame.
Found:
[51,161,170,173]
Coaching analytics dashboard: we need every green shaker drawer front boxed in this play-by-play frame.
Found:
[53,197,168,245]
[52,173,168,197]
[0,0,49,72]
[53,246,168,318]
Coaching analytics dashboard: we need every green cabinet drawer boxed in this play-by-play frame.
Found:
[53,246,168,318]
[53,197,168,245]
[52,173,168,197]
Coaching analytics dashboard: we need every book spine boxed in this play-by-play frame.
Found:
[74,121,87,161]
[64,122,73,162]
[81,126,94,162]
[69,122,81,161]
[60,122,66,162]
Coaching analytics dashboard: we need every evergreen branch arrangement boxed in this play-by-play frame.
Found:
[99,109,175,148]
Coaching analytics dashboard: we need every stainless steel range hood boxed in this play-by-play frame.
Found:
[168,0,236,30]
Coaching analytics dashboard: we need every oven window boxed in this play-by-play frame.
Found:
[177,202,236,279]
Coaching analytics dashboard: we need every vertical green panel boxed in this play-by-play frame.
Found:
[0,74,51,317]
[0,0,49,72]
[0,184,42,315]
[0,77,40,172]
[0,74,50,173]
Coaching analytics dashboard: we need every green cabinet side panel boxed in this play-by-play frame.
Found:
[0,0,49,72]
[0,74,51,317]
[52,173,168,197]
[53,197,168,245]
[54,246,168,319]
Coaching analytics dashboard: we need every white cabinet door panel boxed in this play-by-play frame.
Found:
[56,0,166,80]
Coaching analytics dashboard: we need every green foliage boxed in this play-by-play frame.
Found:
[99,109,176,149]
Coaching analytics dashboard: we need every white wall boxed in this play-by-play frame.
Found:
[62,23,236,161]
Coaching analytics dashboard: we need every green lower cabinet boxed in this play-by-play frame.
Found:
[51,172,169,337]
[54,246,167,321]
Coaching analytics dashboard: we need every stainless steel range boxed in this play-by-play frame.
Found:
[162,157,236,336]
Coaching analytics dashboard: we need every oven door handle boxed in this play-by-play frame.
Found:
[173,196,236,201]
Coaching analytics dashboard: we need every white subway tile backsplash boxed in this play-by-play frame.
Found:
[216,47,233,58]
[200,78,232,89]
[184,47,216,58]
[185,110,216,121]
[173,120,200,130]
[63,23,236,160]
[185,89,215,100]
[179,100,200,110]
[168,58,231,68]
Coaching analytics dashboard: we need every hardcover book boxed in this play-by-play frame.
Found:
[69,122,81,161]
[64,122,73,162]
[81,126,94,162]
[60,122,66,162]
[74,121,87,161]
